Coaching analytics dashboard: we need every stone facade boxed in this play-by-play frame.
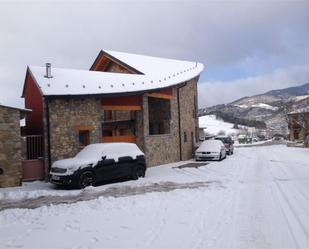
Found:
[179,77,199,160]
[142,90,180,166]
[140,78,198,166]
[288,112,309,141]
[43,78,198,169]
[45,98,103,165]
[0,106,22,187]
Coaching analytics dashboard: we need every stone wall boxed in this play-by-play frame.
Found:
[143,89,180,166]
[179,77,199,160]
[114,110,131,120]
[0,106,22,187]
[45,98,103,165]
[289,113,309,141]
[43,77,198,169]
[141,78,198,166]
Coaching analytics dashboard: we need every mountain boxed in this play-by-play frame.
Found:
[199,82,309,135]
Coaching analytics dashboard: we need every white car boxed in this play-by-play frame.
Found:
[195,139,226,161]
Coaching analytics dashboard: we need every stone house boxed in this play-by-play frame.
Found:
[22,50,204,176]
[0,104,30,187]
[288,108,309,141]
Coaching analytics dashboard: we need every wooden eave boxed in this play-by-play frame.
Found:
[90,50,144,75]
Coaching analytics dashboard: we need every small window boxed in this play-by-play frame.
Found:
[104,110,113,121]
[193,96,197,119]
[119,128,129,136]
[103,129,113,137]
[184,131,187,143]
[79,130,90,146]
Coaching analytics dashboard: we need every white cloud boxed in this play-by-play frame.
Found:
[198,64,309,107]
[0,1,309,107]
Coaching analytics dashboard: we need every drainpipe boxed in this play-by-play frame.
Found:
[177,82,187,161]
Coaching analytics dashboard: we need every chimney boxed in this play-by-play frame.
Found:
[45,63,52,78]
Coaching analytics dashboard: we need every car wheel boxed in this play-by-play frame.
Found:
[132,166,145,180]
[78,171,95,189]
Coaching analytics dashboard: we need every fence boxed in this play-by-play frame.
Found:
[26,135,43,160]
[22,135,45,181]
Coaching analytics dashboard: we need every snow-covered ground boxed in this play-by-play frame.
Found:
[1,145,309,248]
[199,114,238,136]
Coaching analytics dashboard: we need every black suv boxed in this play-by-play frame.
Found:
[50,143,146,189]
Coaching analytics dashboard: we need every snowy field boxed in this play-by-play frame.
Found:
[1,145,309,248]
[199,114,238,136]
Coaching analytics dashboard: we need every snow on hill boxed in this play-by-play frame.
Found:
[251,103,278,111]
[292,95,309,101]
[199,82,309,135]
[233,103,278,111]
[199,115,238,136]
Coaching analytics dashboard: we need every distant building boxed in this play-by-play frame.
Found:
[22,50,204,176]
[288,108,309,141]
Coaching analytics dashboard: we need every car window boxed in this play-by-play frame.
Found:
[118,156,134,163]
[102,158,115,166]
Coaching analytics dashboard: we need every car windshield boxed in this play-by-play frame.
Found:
[75,144,104,159]
[215,137,230,144]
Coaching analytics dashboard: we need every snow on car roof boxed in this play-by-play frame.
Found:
[197,139,224,152]
[75,143,144,161]
[29,50,204,96]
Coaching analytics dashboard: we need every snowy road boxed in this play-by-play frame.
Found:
[0,145,309,248]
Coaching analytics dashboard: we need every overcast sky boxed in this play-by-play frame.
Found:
[0,0,309,108]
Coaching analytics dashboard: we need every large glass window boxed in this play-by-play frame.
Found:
[148,97,171,135]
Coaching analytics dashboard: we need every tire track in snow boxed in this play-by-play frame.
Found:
[194,154,250,248]
[266,149,309,248]
[0,181,222,211]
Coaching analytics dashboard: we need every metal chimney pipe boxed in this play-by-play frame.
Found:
[45,63,52,78]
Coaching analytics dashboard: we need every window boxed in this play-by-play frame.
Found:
[184,131,187,143]
[103,129,113,137]
[148,97,171,135]
[79,130,90,146]
[104,110,113,121]
[193,96,197,119]
[119,128,129,136]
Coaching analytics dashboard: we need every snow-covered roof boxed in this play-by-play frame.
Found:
[29,50,204,96]
[0,103,31,112]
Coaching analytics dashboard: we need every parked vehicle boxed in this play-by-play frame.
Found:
[215,136,234,155]
[50,143,146,189]
[195,139,226,161]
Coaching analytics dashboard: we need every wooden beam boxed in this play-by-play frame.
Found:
[102,135,136,143]
[75,125,95,132]
[145,92,174,100]
[102,105,142,111]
